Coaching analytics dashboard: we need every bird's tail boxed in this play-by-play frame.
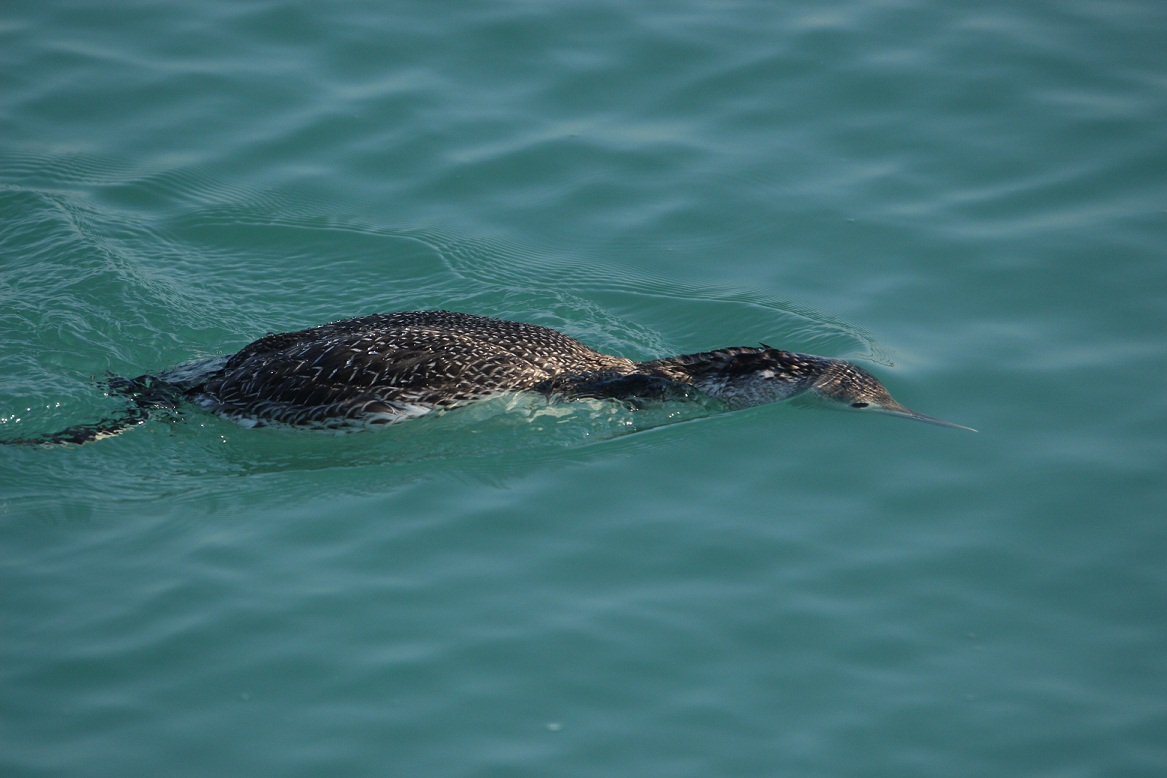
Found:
[1,374,183,447]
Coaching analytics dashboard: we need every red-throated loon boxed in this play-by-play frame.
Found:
[3,310,974,445]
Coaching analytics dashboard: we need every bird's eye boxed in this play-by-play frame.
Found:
[851,402,869,408]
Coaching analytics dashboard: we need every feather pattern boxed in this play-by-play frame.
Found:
[4,310,972,445]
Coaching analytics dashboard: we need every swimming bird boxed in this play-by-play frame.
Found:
[3,310,973,445]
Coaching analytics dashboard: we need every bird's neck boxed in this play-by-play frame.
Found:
[637,347,834,408]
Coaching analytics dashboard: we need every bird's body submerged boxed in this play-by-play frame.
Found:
[189,311,643,429]
[5,311,973,445]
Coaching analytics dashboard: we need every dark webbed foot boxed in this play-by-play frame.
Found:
[105,373,184,409]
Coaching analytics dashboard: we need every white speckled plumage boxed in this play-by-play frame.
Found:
[189,311,641,429]
[3,310,972,445]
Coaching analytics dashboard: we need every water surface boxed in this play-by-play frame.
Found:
[2,0,1165,776]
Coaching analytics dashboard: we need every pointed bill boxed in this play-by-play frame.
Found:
[880,402,977,432]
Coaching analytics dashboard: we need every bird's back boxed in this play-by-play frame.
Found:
[190,311,638,427]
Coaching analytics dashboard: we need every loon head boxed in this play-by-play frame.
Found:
[664,347,974,431]
[808,356,975,431]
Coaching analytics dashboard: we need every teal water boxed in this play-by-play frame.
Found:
[3,0,1165,775]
